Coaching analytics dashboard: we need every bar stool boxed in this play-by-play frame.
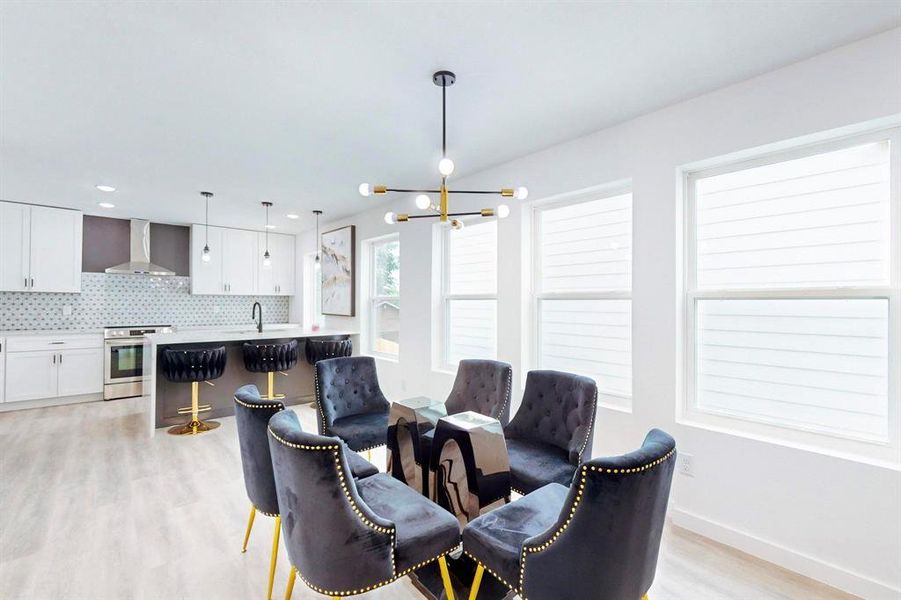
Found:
[162,346,227,436]
[303,336,352,365]
[242,340,299,400]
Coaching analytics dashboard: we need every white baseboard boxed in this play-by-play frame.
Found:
[670,507,901,600]
[0,393,102,412]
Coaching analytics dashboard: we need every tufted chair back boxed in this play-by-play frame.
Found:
[305,337,353,365]
[505,370,597,464]
[446,360,513,425]
[243,340,299,373]
[315,356,389,430]
[161,346,227,383]
[267,410,395,592]
[519,429,676,600]
[234,384,285,516]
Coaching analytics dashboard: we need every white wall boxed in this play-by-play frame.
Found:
[298,29,901,598]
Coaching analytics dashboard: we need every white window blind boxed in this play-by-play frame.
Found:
[535,191,633,406]
[442,220,497,367]
[687,135,898,452]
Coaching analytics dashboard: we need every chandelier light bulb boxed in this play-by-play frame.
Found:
[451,219,465,230]
[497,204,510,219]
[263,250,272,268]
[359,183,371,197]
[438,157,455,177]
[384,211,397,225]
[514,186,529,200]
[415,194,431,210]
[201,245,211,263]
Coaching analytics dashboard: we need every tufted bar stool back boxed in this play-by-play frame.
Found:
[446,359,513,425]
[242,340,299,400]
[161,346,227,435]
[304,336,353,365]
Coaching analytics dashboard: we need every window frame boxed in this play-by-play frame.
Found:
[363,233,400,361]
[437,218,498,372]
[681,126,901,464]
[530,182,634,412]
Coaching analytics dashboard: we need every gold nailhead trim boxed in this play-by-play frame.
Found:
[235,396,285,411]
[577,388,598,458]
[291,548,458,597]
[463,550,515,591]
[518,448,676,592]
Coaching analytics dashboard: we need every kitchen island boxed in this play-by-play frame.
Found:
[142,325,358,436]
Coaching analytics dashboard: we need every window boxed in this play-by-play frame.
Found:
[532,187,633,410]
[685,131,900,459]
[365,235,400,358]
[439,220,497,369]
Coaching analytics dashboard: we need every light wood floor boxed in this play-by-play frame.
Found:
[0,397,857,600]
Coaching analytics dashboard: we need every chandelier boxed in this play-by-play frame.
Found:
[359,70,528,229]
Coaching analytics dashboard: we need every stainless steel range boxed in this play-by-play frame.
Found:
[103,325,174,400]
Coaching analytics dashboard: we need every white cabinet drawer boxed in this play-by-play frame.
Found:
[6,334,103,352]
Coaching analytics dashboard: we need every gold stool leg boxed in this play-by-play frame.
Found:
[242,505,256,552]
[268,371,275,400]
[469,563,484,600]
[366,449,372,462]
[642,595,650,600]
[167,381,220,435]
[284,566,296,600]
[439,555,456,600]
[267,516,281,600]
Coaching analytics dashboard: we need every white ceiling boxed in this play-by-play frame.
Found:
[1,1,899,233]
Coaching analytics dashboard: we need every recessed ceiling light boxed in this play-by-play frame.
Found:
[286,213,300,220]
[98,202,115,209]
[95,184,116,192]
[265,224,276,229]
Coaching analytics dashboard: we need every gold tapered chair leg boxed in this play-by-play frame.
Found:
[438,555,456,600]
[242,505,256,552]
[642,595,649,600]
[284,566,296,600]
[366,449,372,462]
[469,563,484,600]
[266,516,281,600]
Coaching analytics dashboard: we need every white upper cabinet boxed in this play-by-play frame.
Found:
[0,201,82,293]
[190,224,293,295]
[223,228,259,295]
[258,232,295,295]
[190,224,225,294]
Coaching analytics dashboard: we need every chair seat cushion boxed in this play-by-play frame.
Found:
[346,449,379,479]
[356,474,461,572]
[506,438,576,495]
[462,482,569,587]
[329,411,389,452]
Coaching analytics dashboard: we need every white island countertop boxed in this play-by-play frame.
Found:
[144,325,358,346]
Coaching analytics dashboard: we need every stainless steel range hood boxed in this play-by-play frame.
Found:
[105,219,176,276]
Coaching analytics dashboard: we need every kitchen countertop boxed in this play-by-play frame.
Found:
[0,329,104,338]
[144,325,358,346]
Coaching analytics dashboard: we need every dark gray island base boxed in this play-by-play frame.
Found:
[144,328,358,433]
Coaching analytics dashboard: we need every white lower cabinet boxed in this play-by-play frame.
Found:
[5,351,59,402]
[57,348,104,397]
[3,334,103,403]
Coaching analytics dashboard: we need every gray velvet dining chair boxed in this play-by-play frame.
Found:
[315,356,391,458]
[267,410,462,600]
[233,384,378,600]
[462,429,676,600]
[503,370,598,494]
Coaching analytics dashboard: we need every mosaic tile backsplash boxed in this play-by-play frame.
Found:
[0,273,289,331]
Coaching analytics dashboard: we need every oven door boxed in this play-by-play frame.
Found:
[104,339,144,385]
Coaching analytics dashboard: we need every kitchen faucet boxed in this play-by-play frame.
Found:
[252,301,263,333]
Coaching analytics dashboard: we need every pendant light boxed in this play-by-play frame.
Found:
[313,209,323,271]
[359,70,527,226]
[200,191,213,263]
[262,201,273,268]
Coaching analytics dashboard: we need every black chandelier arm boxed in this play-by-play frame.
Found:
[447,189,511,196]
[384,187,443,194]
[401,210,490,220]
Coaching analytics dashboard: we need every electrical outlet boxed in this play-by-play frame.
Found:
[62,305,73,317]
[678,453,695,477]
[213,305,221,314]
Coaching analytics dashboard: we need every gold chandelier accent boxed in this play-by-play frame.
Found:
[359,70,528,229]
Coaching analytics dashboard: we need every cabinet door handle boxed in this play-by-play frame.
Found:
[59,353,63,364]
[30,278,34,288]
[24,277,28,288]
[52,354,56,365]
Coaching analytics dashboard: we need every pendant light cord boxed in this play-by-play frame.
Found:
[442,84,446,158]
